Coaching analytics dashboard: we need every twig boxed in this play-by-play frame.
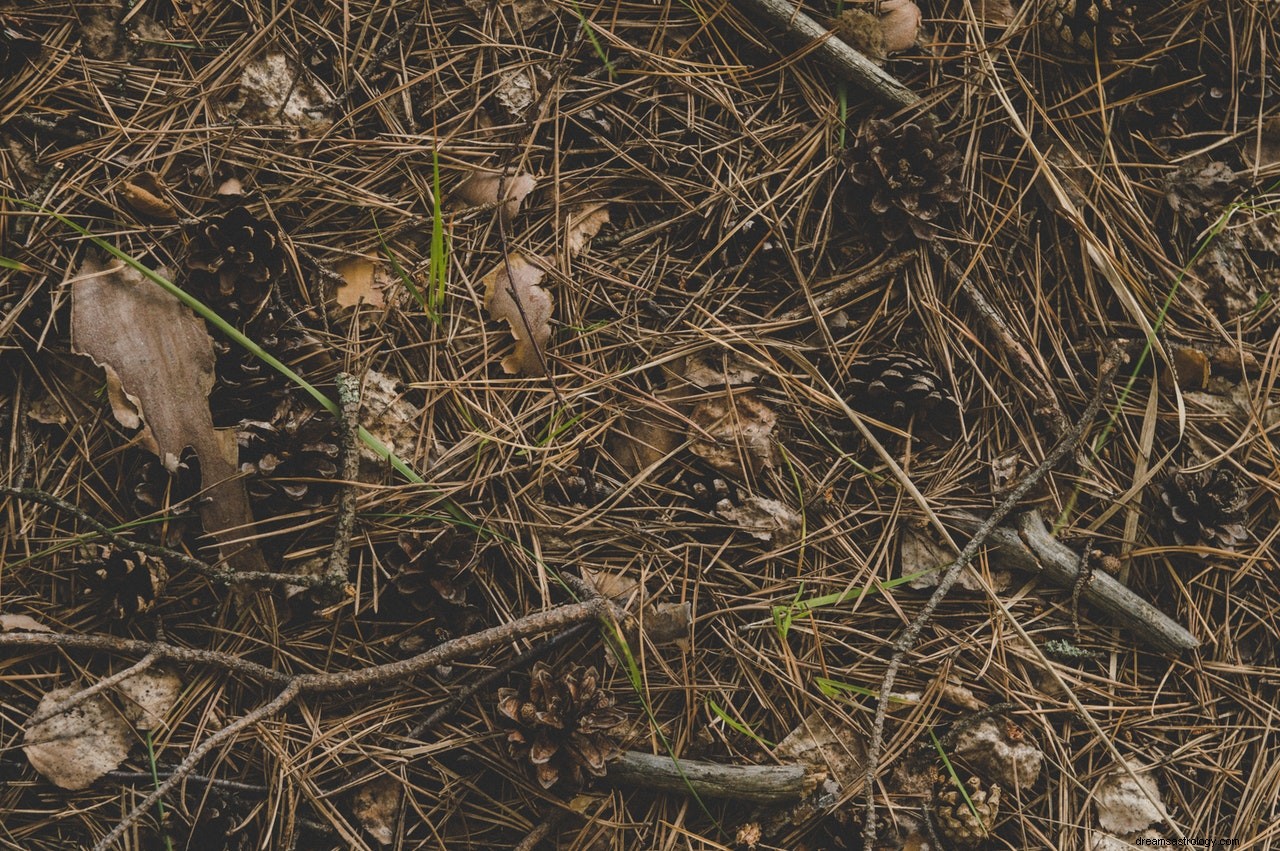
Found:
[90,682,303,851]
[28,653,157,727]
[322,373,361,597]
[512,812,567,851]
[778,251,916,320]
[0,486,330,589]
[731,0,920,109]
[107,770,268,794]
[861,347,1125,849]
[607,751,823,803]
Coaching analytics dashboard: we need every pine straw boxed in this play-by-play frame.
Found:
[1,0,1279,849]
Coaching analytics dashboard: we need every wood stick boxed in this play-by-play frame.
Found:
[947,509,1198,653]
[608,751,822,803]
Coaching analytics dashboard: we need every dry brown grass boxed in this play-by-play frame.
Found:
[2,0,1279,849]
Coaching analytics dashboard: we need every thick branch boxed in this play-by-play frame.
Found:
[608,751,822,803]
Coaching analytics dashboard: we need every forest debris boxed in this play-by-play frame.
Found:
[455,170,538,221]
[775,711,868,790]
[609,416,681,475]
[227,52,334,136]
[352,775,403,846]
[716,495,801,543]
[581,566,641,605]
[482,252,552,375]
[900,526,1011,592]
[0,613,51,632]
[679,350,761,389]
[114,667,181,730]
[359,370,424,468]
[878,0,922,53]
[565,203,610,256]
[335,257,391,308]
[608,751,821,802]
[952,717,1044,788]
[22,685,133,790]
[973,0,1015,26]
[1093,758,1165,834]
[1163,160,1237,224]
[119,172,179,223]
[830,0,920,61]
[462,0,555,29]
[494,68,537,119]
[689,392,778,475]
[642,601,692,646]
[70,255,268,576]
[1242,117,1280,172]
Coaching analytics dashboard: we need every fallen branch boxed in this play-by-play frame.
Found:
[608,751,823,803]
[947,509,1198,653]
[321,372,362,597]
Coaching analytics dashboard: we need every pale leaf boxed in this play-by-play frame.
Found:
[565,203,610,256]
[115,667,182,731]
[0,614,51,632]
[1094,758,1165,835]
[878,0,922,53]
[335,257,390,308]
[482,252,552,376]
[455,171,537,221]
[689,392,777,475]
[23,686,132,790]
[353,776,404,846]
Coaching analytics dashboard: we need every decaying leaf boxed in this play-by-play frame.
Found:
[642,601,692,646]
[1094,758,1165,835]
[565,203,610,256]
[226,52,334,137]
[608,416,682,476]
[775,711,868,791]
[23,686,132,790]
[359,370,424,469]
[1242,116,1280,173]
[114,667,181,731]
[973,0,1015,26]
[494,68,537,120]
[716,495,802,543]
[482,252,552,376]
[678,350,761,390]
[71,255,268,576]
[582,566,641,604]
[352,775,403,846]
[455,170,538,221]
[462,0,555,29]
[335,257,391,308]
[952,717,1044,788]
[0,613,51,632]
[900,526,1011,592]
[689,392,777,475]
[119,172,179,223]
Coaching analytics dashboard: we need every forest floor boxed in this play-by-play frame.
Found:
[1,0,1279,849]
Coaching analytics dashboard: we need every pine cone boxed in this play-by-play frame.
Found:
[1123,52,1220,142]
[386,529,471,609]
[1157,466,1250,551]
[186,206,288,312]
[844,352,957,422]
[126,448,203,544]
[676,465,737,512]
[933,775,1000,848]
[77,546,169,618]
[237,403,340,516]
[846,117,961,243]
[497,661,627,789]
[1040,0,1132,58]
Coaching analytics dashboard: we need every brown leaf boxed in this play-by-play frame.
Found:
[335,257,390,308]
[1243,116,1280,174]
[119,172,179,223]
[642,601,692,646]
[716,496,802,543]
[454,171,537,221]
[23,685,132,790]
[565,203,610,256]
[973,0,1014,27]
[71,255,268,576]
[359,370,424,469]
[461,0,555,29]
[581,566,641,604]
[114,667,181,731]
[352,776,403,846]
[900,526,1010,592]
[878,0,922,53]
[689,392,777,475]
[608,416,681,476]
[482,252,552,376]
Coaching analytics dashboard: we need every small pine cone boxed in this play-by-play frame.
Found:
[933,775,1000,848]
[77,546,169,618]
[845,352,957,422]
[1040,0,1132,58]
[237,403,340,516]
[1157,466,1250,551]
[186,206,288,311]
[496,661,627,789]
[676,465,737,511]
[846,117,961,243]
[1124,52,1218,141]
[386,528,472,608]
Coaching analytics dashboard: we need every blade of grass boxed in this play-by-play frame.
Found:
[707,698,775,748]
[815,676,919,704]
[429,149,448,318]
[374,213,430,317]
[930,728,986,828]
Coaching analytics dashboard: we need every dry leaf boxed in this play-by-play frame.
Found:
[352,776,403,846]
[227,52,334,137]
[581,566,641,604]
[335,257,390,308]
[775,711,868,791]
[1243,116,1280,173]
[359,370,424,469]
[878,0,922,53]
[1161,347,1210,392]
[643,601,692,646]
[565,203,610,256]
[689,392,777,475]
[716,496,801,543]
[119,172,179,223]
[974,0,1015,27]
[455,170,538,220]
[900,526,1011,592]
[952,717,1044,788]
[494,68,537,120]
[0,614,51,632]
[114,667,181,731]
[482,252,552,376]
[678,350,761,390]
[71,255,268,576]
[609,417,681,476]
[1094,758,1165,835]
[23,686,132,790]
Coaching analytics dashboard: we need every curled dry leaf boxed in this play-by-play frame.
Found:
[482,252,552,376]
[689,392,778,475]
[973,0,1015,27]
[352,775,403,846]
[581,566,641,605]
[608,416,682,476]
[716,495,802,543]
[1094,758,1165,835]
[114,667,181,731]
[23,686,133,790]
[454,170,537,221]
[642,601,692,646]
[71,255,268,576]
[335,257,391,308]
[775,711,868,791]
[565,203,610,256]
[119,172,179,223]
[0,613,51,632]
[227,52,334,137]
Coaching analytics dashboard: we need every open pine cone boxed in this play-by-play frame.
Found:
[386,529,472,609]
[846,116,961,243]
[1040,0,1133,58]
[77,546,169,618]
[127,448,203,544]
[933,775,1000,848]
[497,661,627,789]
[1157,466,1250,551]
[237,402,340,517]
[844,352,957,422]
[186,206,288,311]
